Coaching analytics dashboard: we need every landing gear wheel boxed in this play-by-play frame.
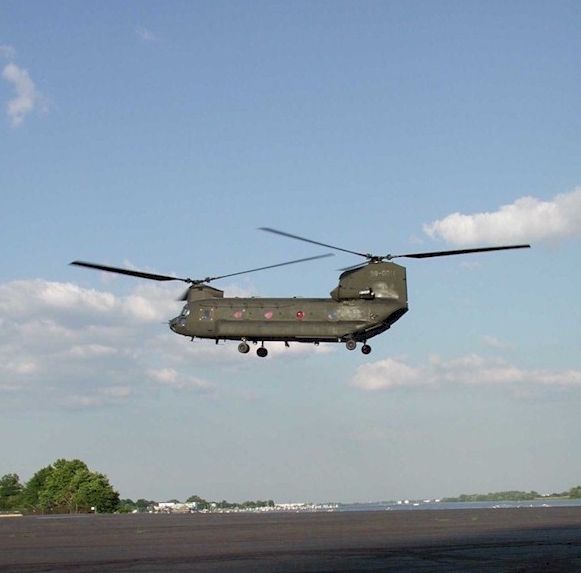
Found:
[238,342,250,354]
[257,347,268,358]
[361,344,372,355]
[346,340,357,351]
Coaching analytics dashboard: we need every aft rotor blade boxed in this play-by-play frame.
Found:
[70,261,191,283]
[259,227,370,258]
[207,253,334,282]
[392,244,531,259]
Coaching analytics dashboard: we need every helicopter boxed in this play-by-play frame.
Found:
[70,228,530,357]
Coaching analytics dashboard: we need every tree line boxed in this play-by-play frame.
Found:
[8,459,580,514]
[443,486,581,502]
[0,459,119,514]
[184,495,275,511]
[117,495,275,513]
[1,459,275,515]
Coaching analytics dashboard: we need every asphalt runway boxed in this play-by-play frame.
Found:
[2,507,581,572]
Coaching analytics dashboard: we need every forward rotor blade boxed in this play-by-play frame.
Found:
[339,262,368,272]
[70,261,191,283]
[392,244,531,259]
[207,253,334,282]
[259,227,370,258]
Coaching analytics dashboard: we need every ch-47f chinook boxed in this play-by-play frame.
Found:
[71,228,530,358]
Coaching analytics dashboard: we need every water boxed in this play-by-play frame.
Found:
[337,499,581,512]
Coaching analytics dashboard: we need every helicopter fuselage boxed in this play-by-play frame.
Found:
[169,262,409,349]
[71,230,529,357]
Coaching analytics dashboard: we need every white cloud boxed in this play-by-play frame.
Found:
[222,284,259,298]
[63,386,134,409]
[353,358,426,391]
[0,280,176,323]
[423,188,581,246]
[0,279,195,408]
[135,26,157,42]
[0,278,331,409]
[352,353,581,392]
[68,344,118,358]
[481,335,510,350]
[3,359,38,375]
[1,62,43,126]
[38,281,116,313]
[0,45,16,60]
[147,368,212,391]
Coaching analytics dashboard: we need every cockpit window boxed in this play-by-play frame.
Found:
[180,305,190,317]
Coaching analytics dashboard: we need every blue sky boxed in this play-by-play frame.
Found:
[1,1,581,503]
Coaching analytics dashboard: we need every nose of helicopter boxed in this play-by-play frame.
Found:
[169,316,186,334]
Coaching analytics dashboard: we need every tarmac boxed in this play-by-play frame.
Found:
[2,507,581,572]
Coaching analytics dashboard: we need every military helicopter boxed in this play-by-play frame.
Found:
[71,228,530,357]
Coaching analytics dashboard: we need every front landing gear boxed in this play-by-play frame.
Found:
[257,346,268,358]
[361,344,372,355]
[345,339,357,351]
[238,342,250,354]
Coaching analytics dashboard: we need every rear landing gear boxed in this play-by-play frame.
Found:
[238,342,250,354]
[361,344,372,355]
[345,340,357,351]
[257,346,268,358]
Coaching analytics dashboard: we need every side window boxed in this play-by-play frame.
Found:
[199,307,214,321]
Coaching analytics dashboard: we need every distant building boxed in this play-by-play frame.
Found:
[154,502,194,513]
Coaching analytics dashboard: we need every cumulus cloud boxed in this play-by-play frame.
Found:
[135,25,157,42]
[352,358,425,391]
[0,280,177,323]
[0,45,16,60]
[481,335,510,349]
[147,368,213,392]
[0,279,204,408]
[352,354,581,392]
[0,279,331,409]
[68,344,118,358]
[63,385,134,409]
[423,188,581,246]
[1,61,44,126]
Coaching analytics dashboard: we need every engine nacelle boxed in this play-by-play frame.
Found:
[186,285,224,302]
[330,262,407,303]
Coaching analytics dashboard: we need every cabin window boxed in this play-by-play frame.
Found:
[199,308,214,321]
[358,288,375,300]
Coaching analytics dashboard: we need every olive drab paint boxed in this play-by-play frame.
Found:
[71,227,529,357]
[170,262,408,345]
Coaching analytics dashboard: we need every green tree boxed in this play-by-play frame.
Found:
[186,495,209,510]
[23,459,119,514]
[118,498,137,513]
[0,473,23,511]
[72,470,120,513]
[569,486,581,498]
[38,459,89,513]
[20,465,53,512]
[135,498,155,512]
